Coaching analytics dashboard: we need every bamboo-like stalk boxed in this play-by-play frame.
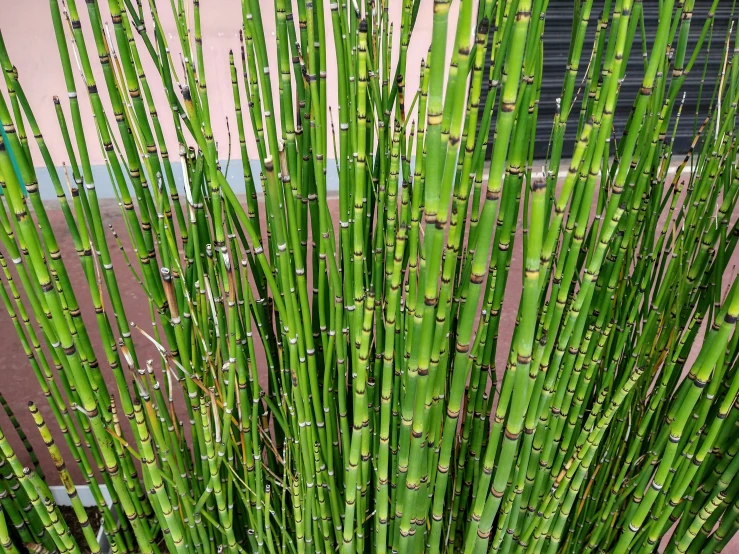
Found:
[0,0,738,553]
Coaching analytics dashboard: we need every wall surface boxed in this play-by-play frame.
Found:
[0,0,451,197]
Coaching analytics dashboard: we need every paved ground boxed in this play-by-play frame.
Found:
[0,198,736,552]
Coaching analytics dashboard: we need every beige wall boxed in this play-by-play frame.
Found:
[0,0,455,168]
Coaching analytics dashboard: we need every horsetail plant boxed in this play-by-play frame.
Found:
[0,0,738,553]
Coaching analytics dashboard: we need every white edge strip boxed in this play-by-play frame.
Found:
[49,484,112,507]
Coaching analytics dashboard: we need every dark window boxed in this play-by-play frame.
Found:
[478,1,734,159]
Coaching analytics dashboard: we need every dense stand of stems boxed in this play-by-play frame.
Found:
[0,0,738,553]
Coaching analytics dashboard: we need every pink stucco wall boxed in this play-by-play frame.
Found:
[0,0,448,167]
